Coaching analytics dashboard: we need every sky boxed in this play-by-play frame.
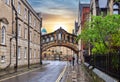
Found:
[28,0,90,33]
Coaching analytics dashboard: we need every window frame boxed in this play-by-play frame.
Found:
[24,28,27,39]
[18,46,21,59]
[29,13,32,24]
[113,4,119,14]
[34,18,36,27]
[30,48,32,59]
[18,2,21,14]
[1,56,5,63]
[30,31,32,41]
[5,0,10,5]
[24,8,27,20]
[18,24,21,37]
[24,47,27,59]
[34,49,36,58]
[1,26,6,45]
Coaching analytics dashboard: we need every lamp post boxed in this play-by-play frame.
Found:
[11,0,18,71]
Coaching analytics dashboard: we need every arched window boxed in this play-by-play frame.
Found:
[51,36,54,41]
[113,4,119,14]
[67,36,70,42]
[46,37,49,42]
[1,26,5,44]
[43,39,45,43]
[58,33,62,40]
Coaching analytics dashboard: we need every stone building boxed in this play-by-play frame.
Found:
[75,0,90,62]
[42,46,74,60]
[90,0,120,16]
[0,0,41,69]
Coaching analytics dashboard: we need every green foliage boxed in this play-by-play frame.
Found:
[76,14,120,54]
[112,54,119,70]
[92,42,109,55]
[114,0,120,2]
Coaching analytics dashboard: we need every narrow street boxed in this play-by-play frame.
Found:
[0,0,119,82]
[0,61,67,82]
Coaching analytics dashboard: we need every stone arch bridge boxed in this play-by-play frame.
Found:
[41,27,78,54]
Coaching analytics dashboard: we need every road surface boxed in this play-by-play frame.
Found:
[0,61,67,82]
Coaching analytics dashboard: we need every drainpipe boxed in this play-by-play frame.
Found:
[4,0,15,70]
[40,17,42,65]
[28,10,30,68]
[15,10,18,72]
[4,36,15,70]
[11,0,18,72]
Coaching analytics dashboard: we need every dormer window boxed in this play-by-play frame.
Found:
[98,0,108,8]
[113,4,119,14]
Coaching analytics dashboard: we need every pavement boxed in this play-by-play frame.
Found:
[64,62,93,82]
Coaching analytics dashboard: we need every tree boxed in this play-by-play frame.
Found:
[76,14,120,55]
[109,0,114,15]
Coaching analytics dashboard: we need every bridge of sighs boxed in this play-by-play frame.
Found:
[41,27,79,60]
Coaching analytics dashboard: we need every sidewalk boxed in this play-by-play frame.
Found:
[64,63,93,82]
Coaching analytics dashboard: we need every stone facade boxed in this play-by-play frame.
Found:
[76,1,90,62]
[0,0,41,69]
[42,46,74,60]
[90,0,120,16]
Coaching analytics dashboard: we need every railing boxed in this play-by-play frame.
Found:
[84,53,120,80]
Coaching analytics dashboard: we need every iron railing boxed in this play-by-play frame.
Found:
[84,53,120,81]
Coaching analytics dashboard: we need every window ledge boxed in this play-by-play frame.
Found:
[24,57,27,59]
[18,57,21,60]
[1,60,5,63]
[0,44,7,47]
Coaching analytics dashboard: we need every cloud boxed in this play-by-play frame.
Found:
[28,0,78,15]
[28,0,91,33]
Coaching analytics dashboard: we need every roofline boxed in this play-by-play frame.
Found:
[21,0,41,21]
[41,28,77,37]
